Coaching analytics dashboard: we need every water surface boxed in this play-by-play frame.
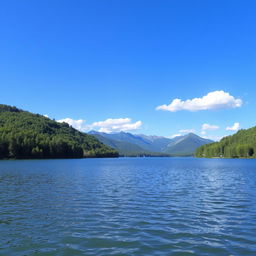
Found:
[0,157,256,255]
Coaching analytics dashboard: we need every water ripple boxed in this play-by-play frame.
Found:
[0,157,256,255]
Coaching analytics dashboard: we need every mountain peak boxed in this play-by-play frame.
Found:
[90,131,213,156]
[186,132,199,138]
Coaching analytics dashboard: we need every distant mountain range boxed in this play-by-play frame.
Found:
[89,131,213,156]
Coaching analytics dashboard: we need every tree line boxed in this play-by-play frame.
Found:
[195,127,256,158]
[0,104,118,159]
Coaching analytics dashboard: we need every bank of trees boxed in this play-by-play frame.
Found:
[0,104,118,159]
[195,127,256,158]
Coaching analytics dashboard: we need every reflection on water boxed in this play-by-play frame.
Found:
[0,157,256,255]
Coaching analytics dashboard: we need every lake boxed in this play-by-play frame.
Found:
[0,157,256,255]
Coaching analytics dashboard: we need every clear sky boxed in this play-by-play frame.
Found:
[1,0,256,140]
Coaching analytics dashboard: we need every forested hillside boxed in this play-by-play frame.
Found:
[195,127,256,158]
[0,104,118,159]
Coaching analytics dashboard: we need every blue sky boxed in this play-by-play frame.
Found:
[1,0,255,140]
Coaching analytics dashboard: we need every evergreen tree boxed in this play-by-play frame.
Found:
[0,104,118,159]
[195,127,256,158]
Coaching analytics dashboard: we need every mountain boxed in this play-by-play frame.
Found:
[195,127,256,158]
[89,131,171,153]
[136,134,173,152]
[91,133,150,156]
[164,133,213,156]
[0,104,118,159]
[89,131,213,156]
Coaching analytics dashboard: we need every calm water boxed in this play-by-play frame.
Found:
[0,157,256,256]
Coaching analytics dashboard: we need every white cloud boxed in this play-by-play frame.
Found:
[156,90,242,112]
[201,123,219,131]
[179,129,196,133]
[201,123,219,135]
[91,118,142,133]
[202,135,224,141]
[170,133,182,138]
[57,118,87,131]
[43,114,49,118]
[226,122,240,131]
[57,117,142,133]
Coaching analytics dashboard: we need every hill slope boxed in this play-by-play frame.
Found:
[195,127,256,158]
[0,104,118,159]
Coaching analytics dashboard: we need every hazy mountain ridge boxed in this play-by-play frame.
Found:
[89,131,213,156]
[164,133,213,156]
[91,133,151,156]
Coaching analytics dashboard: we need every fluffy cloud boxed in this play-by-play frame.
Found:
[156,90,242,112]
[201,123,219,135]
[57,118,87,131]
[226,122,240,131]
[201,123,219,131]
[91,118,142,133]
[170,134,182,138]
[179,129,195,133]
[57,117,142,133]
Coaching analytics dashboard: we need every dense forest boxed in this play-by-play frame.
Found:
[0,104,118,159]
[195,127,256,158]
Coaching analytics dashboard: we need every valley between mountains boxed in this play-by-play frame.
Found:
[89,131,213,156]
